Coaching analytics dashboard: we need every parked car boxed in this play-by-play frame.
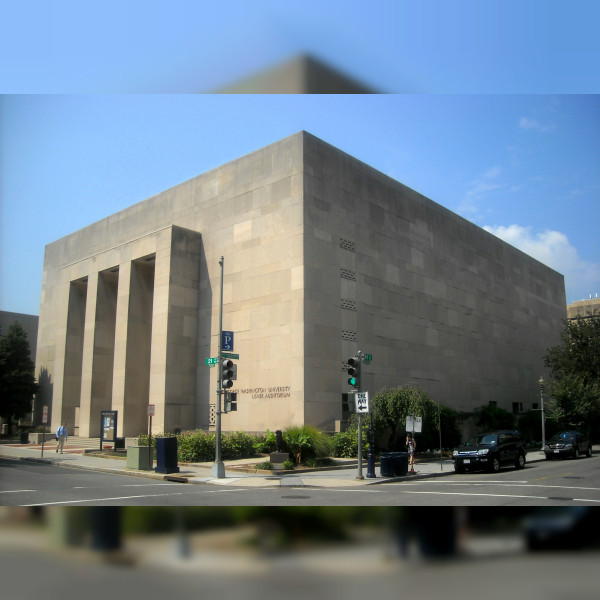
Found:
[453,430,527,473]
[523,507,600,550]
[544,431,592,460]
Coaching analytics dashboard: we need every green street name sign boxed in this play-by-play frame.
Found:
[363,353,373,362]
[222,352,239,359]
[205,357,219,365]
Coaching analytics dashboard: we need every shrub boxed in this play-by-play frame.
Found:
[282,425,333,464]
[255,461,274,470]
[221,431,257,460]
[332,428,368,458]
[282,460,295,470]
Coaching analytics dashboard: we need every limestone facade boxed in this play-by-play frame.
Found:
[35,132,566,437]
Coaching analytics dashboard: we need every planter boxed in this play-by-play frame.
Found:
[126,445,152,470]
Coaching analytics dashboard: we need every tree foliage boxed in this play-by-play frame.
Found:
[472,403,515,431]
[543,316,600,437]
[0,322,38,434]
[365,386,442,452]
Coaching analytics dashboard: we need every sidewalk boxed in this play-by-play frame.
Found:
[0,441,546,488]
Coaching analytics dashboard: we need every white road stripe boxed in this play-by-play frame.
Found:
[395,481,600,492]
[403,490,549,499]
[0,489,37,494]
[22,492,189,506]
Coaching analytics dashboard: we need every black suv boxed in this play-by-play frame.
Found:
[453,430,527,473]
[544,431,592,460]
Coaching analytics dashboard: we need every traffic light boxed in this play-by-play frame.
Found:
[221,359,234,389]
[224,391,238,413]
[347,356,360,389]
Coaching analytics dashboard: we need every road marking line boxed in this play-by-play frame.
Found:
[403,490,549,499]
[21,492,190,506]
[573,498,600,503]
[400,481,600,492]
[0,489,37,494]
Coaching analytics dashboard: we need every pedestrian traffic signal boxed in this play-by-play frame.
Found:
[347,356,360,389]
[221,359,234,389]
[224,391,238,413]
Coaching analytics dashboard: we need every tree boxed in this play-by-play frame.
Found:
[543,316,600,438]
[472,403,515,431]
[0,322,38,435]
[366,386,441,452]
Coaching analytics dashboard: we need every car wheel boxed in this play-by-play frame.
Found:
[545,454,552,460]
[574,448,580,459]
[490,457,500,473]
[515,453,525,469]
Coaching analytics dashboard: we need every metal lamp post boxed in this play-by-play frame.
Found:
[539,376,546,452]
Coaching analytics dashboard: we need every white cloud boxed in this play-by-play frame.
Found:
[519,116,554,133]
[483,224,600,301]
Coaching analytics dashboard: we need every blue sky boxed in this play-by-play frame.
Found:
[1,94,599,315]
[1,2,599,315]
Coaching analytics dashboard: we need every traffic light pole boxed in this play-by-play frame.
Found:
[356,351,364,480]
[212,256,226,479]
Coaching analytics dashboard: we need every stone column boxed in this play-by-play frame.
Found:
[111,262,131,437]
[59,277,88,434]
[78,272,99,437]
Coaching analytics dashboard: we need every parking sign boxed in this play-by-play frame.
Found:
[222,331,234,351]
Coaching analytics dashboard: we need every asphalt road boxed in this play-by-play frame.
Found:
[2,454,600,506]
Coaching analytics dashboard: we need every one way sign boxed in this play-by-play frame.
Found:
[355,392,369,413]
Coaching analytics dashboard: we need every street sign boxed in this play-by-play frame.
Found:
[147,404,155,417]
[222,331,234,351]
[406,416,423,432]
[206,357,219,365]
[42,405,48,424]
[355,391,369,413]
[222,352,239,359]
[363,353,373,362]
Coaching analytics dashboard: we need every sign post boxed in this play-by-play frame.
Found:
[212,257,226,479]
[41,405,48,457]
[147,404,155,468]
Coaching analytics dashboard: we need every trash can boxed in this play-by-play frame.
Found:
[20,431,29,444]
[114,437,125,450]
[155,436,179,474]
[379,452,408,477]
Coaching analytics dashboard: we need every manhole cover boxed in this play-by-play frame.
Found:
[281,495,311,500]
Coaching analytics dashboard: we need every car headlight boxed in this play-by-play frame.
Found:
[477,449,489,456]
[453,450,459,457]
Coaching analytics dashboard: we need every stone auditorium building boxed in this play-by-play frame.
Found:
[35,132,566,437]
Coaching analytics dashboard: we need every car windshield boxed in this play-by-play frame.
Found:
[465,434,498,446]
[550,432,575,443]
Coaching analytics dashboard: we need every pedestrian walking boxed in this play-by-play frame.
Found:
[406,433,416,469]
[56,422,68,453]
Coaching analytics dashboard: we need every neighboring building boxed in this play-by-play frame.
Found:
[0,311,39,353]
[35,132,566,437]
[567,296,600,319]
[214,54,377,94]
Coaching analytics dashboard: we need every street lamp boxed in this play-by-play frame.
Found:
[539,377,546,452]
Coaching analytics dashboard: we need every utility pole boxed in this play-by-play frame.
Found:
[212,257,226,479]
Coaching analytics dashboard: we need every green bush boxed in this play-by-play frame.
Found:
[332,428,368,458]
[255,461,274,470]
[221,431,257,460]
[178,431,215,462]
[282,460,295,470]
[282,425,333,464]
